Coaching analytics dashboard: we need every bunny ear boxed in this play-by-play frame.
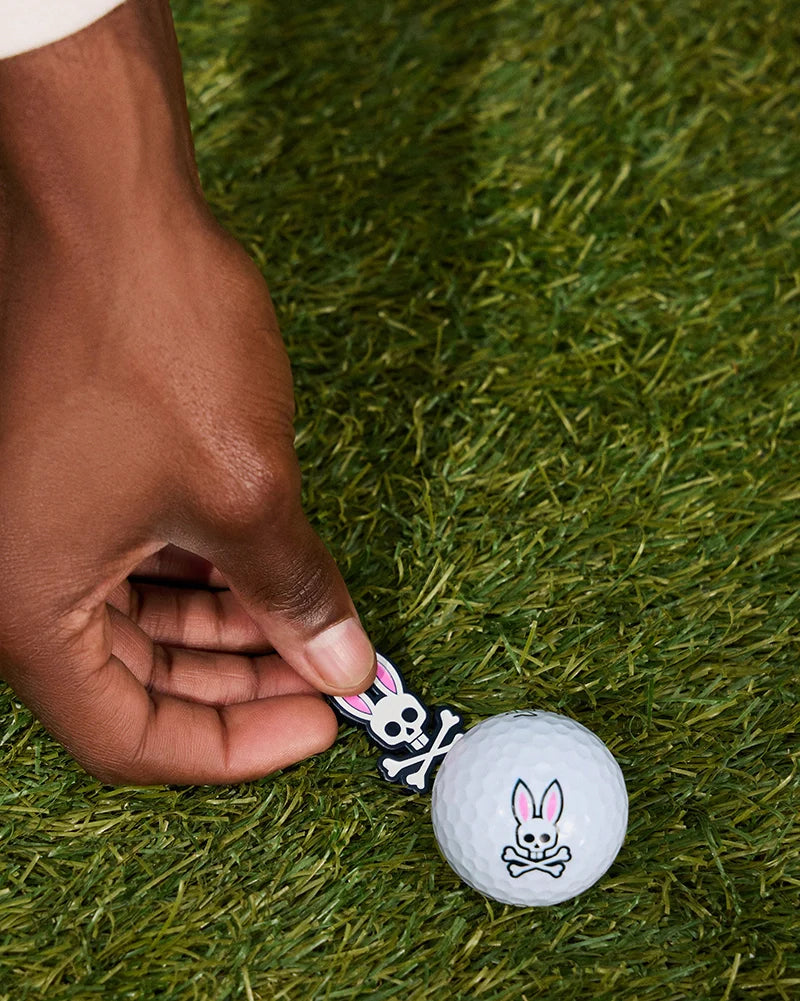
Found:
[333,692,376,722]
[512,779,535,824]
[373,654,404,697]
[540,779,564,824]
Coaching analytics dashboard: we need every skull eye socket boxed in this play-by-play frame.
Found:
[523,834,535,844]
[384,721,402,738]
[540,833,551,843]
[401,707,419,723]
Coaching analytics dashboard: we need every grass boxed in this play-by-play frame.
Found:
[2,0,799,998]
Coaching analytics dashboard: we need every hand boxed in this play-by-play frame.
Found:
[0,1,375,784]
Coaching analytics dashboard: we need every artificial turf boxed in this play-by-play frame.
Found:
[1,0,799,998]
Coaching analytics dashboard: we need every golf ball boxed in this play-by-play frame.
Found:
[431,711,628,906]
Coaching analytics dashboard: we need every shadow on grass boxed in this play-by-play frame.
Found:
[219,2,501,609]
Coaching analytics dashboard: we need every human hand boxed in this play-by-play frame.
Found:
[0,1,375,784]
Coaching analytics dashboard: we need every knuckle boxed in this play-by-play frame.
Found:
[269,556,332,618]
[205,436,301,535]
[75,748,142,786]
[250,541,340,629]
[81,759,128,786]
[91,740,163,787]
[65,701,157,787]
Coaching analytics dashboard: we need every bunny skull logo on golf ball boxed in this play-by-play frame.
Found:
[501,778,573,878]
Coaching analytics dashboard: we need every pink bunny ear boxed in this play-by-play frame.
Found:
[541,779,564,824]
[334,692,375,721]
[343,695,372,714]
[375,661,397,693]
[373,654,403,696]
[512,779,535,823]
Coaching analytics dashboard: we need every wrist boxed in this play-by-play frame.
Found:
[0,0,204,243]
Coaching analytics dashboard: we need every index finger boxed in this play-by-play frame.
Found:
[17,606,338,785]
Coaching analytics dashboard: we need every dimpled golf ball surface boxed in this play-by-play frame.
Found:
[431,712,627,906]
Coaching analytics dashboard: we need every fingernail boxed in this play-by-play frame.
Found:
[305,618,375,691]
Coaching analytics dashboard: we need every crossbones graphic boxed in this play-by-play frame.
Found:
[379,709,464,792]
[502,844,572,878]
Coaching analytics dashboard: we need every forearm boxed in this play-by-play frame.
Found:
[0,0,202,241]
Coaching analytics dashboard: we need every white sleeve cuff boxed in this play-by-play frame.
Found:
[0,0,126,59]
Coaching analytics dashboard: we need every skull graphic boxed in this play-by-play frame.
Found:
[333,654,430,751]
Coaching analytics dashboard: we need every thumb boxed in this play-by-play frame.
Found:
[206,506,376,696]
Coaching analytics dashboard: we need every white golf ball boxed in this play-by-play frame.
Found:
[431,711,628,906]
